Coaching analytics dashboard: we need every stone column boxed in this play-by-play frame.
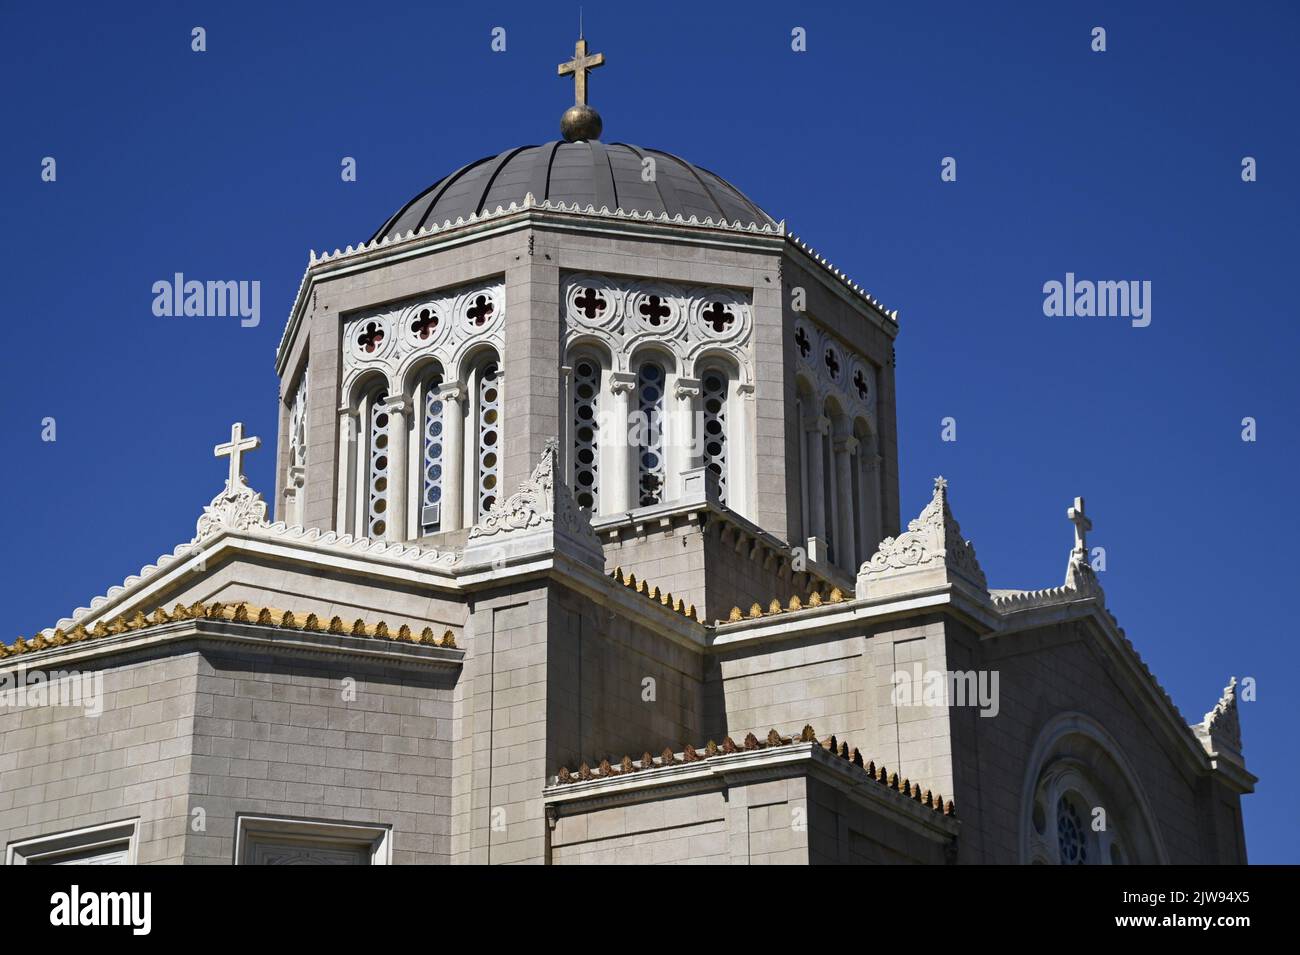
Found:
[335,407,354,534]
[671,376,701,501]
[730,382,755,520]
[603,371,637,514]
[380,395,411,543]
[439,383,465,532]
[825,427,839,564]
[860,450,883,561]
[285,465,306,527]
[804,415,830,562]
[834,434,859,573]
[560,364,573,487]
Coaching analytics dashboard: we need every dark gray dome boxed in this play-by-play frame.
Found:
[372,141,775,241]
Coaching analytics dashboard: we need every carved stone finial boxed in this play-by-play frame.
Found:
[195,424,268,541]
[1196,676,1243,757]
[856,475,988,600]
[466,437,604,568]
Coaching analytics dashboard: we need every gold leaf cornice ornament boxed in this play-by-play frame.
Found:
[553,724,953,817]
[3,601,458,658]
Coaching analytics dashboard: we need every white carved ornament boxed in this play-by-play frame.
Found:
[859,477,988,590]
[793,316,876,425]
[562,273,753,383]
[341,280,505,400]
[468,438,602,551]
[195,475,270,541]
[1198,677,1243,753]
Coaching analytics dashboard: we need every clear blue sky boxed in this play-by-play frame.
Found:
[2,1,1296,862]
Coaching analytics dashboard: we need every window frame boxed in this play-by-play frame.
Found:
[6,818,139,865]
[233,815,392,866]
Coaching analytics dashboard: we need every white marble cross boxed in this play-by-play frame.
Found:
[1067,496,1092,555]
[215,422,260,491]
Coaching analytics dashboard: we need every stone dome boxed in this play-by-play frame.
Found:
[372,141,775,241]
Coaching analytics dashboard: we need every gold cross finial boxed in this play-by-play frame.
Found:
[558,37,604,107]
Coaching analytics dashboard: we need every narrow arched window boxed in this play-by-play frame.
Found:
[474,359,501,518]
[821,416,836,562]
[850,439,863,565]
[700,368,729,505]
[636,361,666,506]
[420,370,446,534]
[364,385,390,539]
[571,356,600,511]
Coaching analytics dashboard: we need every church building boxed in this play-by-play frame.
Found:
[0,38,1253,865]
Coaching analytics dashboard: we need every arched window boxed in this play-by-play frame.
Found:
[794,380,815,548]
[636,360,666,507]
[699,368,729,505]
[419,367,446,535]
[853,420,879,563]
[1020,715,1165,865]
[284,367,308,526]
[821,402,838,563]
[469,356,501,520]
[363,383,390,539]
[570,355,601,511]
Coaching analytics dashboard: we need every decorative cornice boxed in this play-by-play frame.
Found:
[552,724,954,819]
[857,476,988,596]
[785,232,899,323]
[277,200,898,372]
[313,197,786,272]
[719,587,847,625]
[50,486,458,634]
[608,566,698,622]
[2,600,457,663]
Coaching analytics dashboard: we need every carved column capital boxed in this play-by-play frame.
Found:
[674,377,702,400]
[436,382,465,404]
[609,371,638,396]
[804,415,831,436]
[377,395,411,416]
